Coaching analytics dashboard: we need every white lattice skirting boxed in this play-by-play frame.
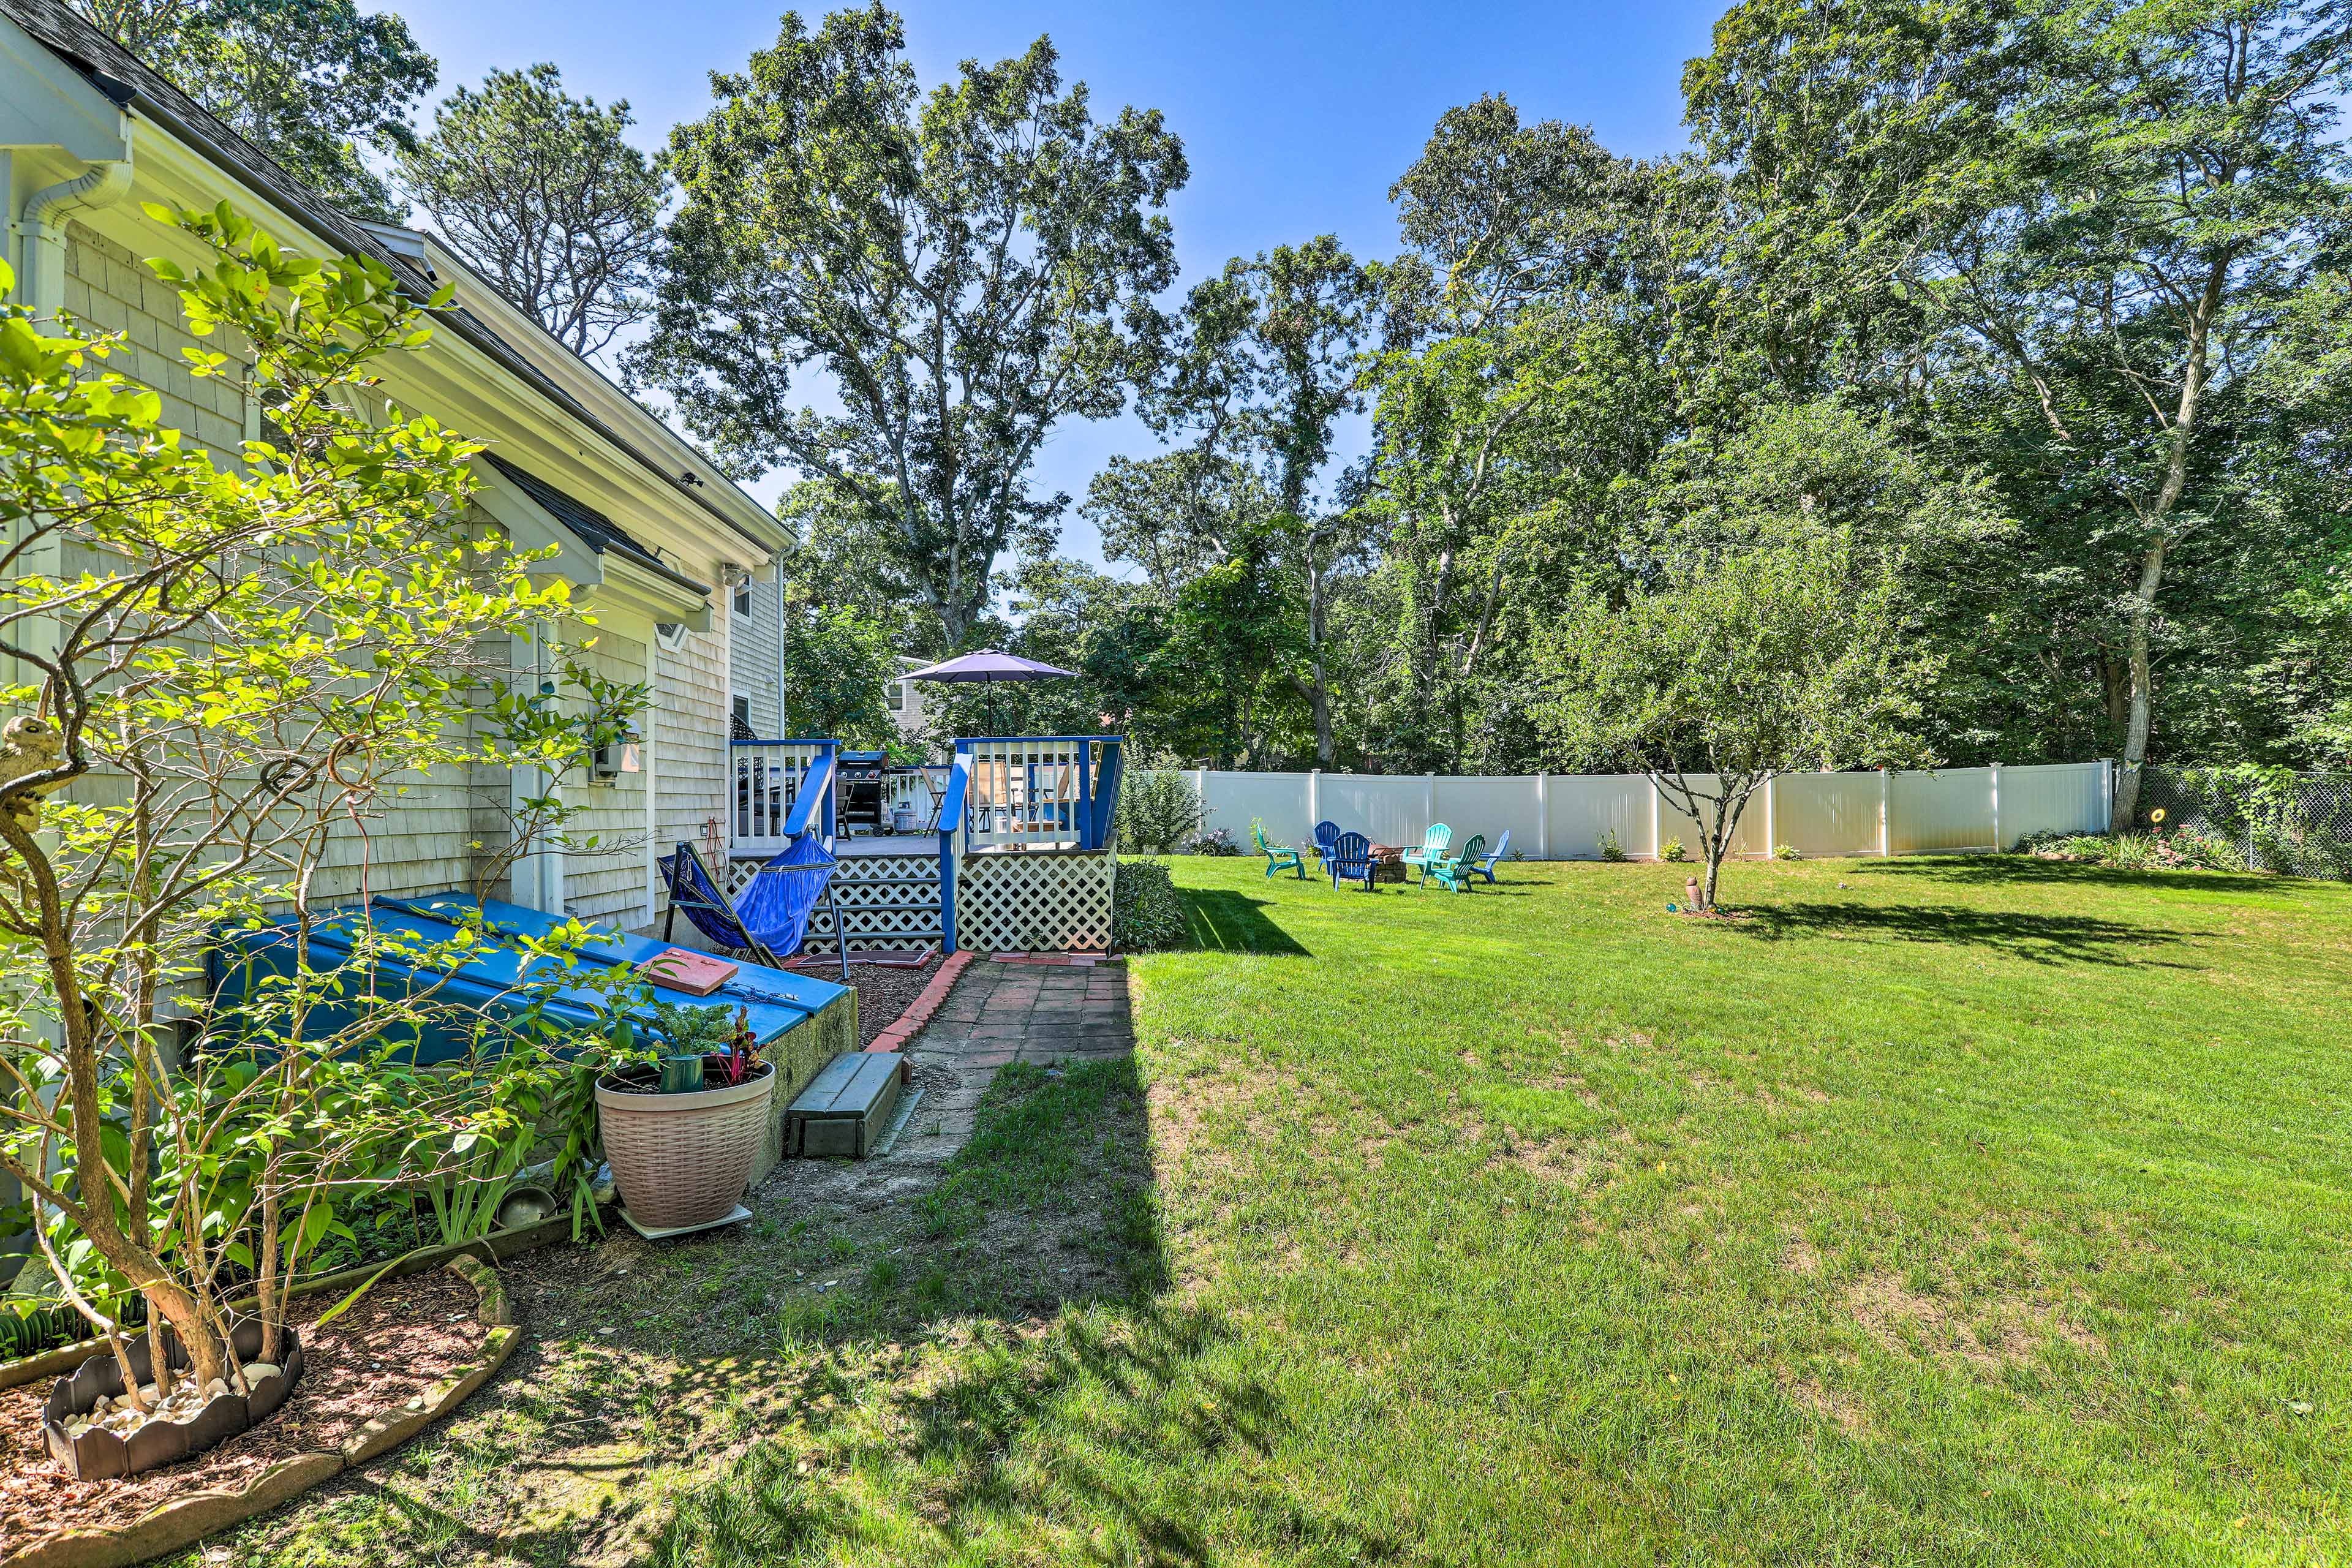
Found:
[954,851,1115,953]
[723,851,947,953]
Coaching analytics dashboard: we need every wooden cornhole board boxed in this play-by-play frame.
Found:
[789,1052,904,1158]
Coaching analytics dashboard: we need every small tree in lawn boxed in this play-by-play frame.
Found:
[1538,527,1936,911]
[0,206,638,1404]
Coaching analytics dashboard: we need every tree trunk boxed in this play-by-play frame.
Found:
[2113,254,2226,827]
[2111,539,2166,827]
[1305,533,1335,768]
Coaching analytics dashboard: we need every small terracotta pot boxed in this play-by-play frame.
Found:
[596,1058,777,1230]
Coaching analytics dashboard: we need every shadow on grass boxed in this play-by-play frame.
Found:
[1844,854,2297,899]
[1179,888,1311,956]
[246,1051,1228,1567]
[626,1052,1401,1566]
[1738,901,2188,965]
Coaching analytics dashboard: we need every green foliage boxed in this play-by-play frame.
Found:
[2016,830,2250,873]
[0,207,643,1380]
[396,62,667,355]
[636,5,1187,648]
[1659,838,1686,864]
[1597,828,1629,863]
[1115,760,1208,854]
[1540,521,1937,907]
[1773,843,1798,861]
[78,0,438,224]
[782,607,899,747]
[1112,858,1186,952]
[1154,519,1310,767]
[1685,0,2352,808]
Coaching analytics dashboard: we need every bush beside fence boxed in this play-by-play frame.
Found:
[2139,768,2352,881]
[1171,762,2115,862]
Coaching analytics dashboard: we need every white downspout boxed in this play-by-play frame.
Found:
[773,562,789,737]
[4,140,133,1237]
[18,132,134,323]
[10,134,132,693]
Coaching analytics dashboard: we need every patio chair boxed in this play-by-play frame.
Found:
[1309,820,1341,872]
[1327,831,1377,892]
[1429,833,1486,893]
[1254,822,1306,880]
[1466,829,1510,886]
[659,835,849,980]
[1401,823,1452,884]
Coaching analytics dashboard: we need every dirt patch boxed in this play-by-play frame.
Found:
[1777,1370,1868,1434]
[1145,1065,1284,1178]
[1782,1237,1822,1276]
[1845,1270,2102,1373]
[0,1267,488,1545]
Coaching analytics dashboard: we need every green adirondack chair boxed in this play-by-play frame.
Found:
[1253,821,1305,880]
[1430,833,1486,892]
[1401,823,1452,884]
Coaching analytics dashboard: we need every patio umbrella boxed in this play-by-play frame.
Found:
[899,648,1076,736]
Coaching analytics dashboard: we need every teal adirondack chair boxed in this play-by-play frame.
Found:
[1254,822,1305,880]
[1430,833,1486,892]
[1401,823,1452,884]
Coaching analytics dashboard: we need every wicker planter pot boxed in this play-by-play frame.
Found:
[596,1058,778,1231]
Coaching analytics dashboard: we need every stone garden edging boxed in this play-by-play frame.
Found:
[1,1255,521,1568]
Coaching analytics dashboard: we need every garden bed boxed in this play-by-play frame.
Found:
[0,1267,491,1550]
[826,956,938,1048]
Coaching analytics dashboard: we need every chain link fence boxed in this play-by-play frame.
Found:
[2140,767,2352,881]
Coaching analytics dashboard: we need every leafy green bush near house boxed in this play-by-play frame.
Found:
[1115,760,1207,854]
[1112,858,1187,952]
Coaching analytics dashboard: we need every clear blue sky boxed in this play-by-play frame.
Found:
[387,0,1725,570]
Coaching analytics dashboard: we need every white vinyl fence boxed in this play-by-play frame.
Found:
[1190,761,2114,861]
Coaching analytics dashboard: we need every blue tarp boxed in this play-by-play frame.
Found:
[209,892,851,1066]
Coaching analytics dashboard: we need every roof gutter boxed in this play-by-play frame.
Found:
[103,86,786,560]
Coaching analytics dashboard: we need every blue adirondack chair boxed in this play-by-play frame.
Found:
[660,834,848,980]
[1465,829,1510,885]
[1430,833,1486,892]
[1328,831,1377,892]
[1309,820,1341,872]
[1253,821,1305,880]
[1401,823,1452,884]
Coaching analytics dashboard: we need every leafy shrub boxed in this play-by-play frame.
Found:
[1192,827,1240,856]
[1115,758,1207,853]
[1773,843,1798,861]
[1597,829,1629,862]
[1114,859,1188,952]
[2015,829,2249,873]
[1660,837,1687,863]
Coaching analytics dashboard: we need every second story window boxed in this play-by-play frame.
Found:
[733,582,753,618]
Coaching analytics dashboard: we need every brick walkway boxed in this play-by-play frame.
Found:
[916,956,1134,1069]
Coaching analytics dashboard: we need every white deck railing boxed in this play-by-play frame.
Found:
[731,741,831,856]
[959,737,1088,850]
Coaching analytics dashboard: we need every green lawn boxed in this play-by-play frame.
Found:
[194,855,2352,1566]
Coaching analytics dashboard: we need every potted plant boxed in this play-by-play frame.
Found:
[595,1003,777,1233]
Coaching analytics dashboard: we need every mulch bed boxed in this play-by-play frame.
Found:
[837,957,937,1048]
[781,949,938,1048]
[0,1267,487,1545]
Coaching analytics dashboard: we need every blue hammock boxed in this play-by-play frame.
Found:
[659,835,848,980]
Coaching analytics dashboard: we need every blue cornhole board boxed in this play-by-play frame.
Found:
[209,892,850,1066]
